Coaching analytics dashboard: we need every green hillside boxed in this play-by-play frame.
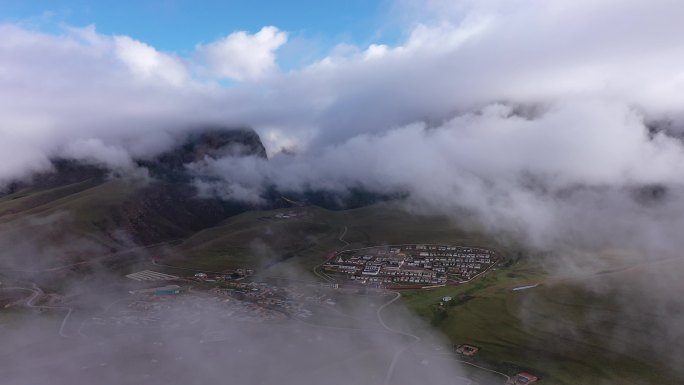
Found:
[401,258,683,384]
[1,179,680,384]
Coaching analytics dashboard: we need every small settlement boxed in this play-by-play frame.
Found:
[506,372,539,384]
[111,269,338,330]
[455,344,480,356]
[322,244,497,289]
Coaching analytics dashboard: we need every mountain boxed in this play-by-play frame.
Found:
[0,128,271,248]
[114,128,270,244]
[0,126,396,255]
[139,128,267,183]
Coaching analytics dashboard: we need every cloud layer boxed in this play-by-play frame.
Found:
[197,26,287,81]
[3,0,684,380]
[2,0,684,247]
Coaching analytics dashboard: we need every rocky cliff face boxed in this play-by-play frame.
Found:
[114,128,270,244]
[2,127,392,247]
[1,128,270,246]
[139,128,267,183]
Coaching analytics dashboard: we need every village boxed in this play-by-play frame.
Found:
[103,269,342,330]
[321,244,498,288]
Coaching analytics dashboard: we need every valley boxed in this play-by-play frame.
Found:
[1,186,681,384]
[0,131,681,385]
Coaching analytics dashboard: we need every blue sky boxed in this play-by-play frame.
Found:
[0,0,402,67]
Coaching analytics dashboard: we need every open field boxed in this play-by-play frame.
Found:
[0,179,139,252]
[152,204,683,383]
[163,203,504,274]
[401,258,683,384]
[1,187,681,384]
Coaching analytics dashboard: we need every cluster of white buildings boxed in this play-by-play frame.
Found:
[323,244,497,287]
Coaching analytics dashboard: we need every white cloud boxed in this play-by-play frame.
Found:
[197,26,287,81]
[4,1,684,376]
[2,0,684,239]
[59,138,134,169]
[191,100,684,230]
[114,35,188,85]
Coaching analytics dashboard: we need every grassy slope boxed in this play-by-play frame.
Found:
[1,185,679,384]
[0,179,138,249]
[163,203,500,273]
[401,259,682,384]
[169,204,681,384]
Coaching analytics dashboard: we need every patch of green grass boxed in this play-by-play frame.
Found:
[0,179,138,249]
[401,260,681,384]
[4,186,674,385]
[167,203,507,274]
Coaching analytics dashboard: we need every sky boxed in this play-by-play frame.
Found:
[0,0,399,69]
[2,0,684,229]
[1,0,684,249]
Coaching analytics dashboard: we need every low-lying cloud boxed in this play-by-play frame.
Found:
[2,0,684,182]
[190,99,684,252]
[3,0,684,381]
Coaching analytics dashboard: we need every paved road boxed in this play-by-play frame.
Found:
[423,352,510,383]
[376,291,510,385]
[313,226,348,282]
[338,226,349,248]
[5,285,75,338]
[376,292,422,385]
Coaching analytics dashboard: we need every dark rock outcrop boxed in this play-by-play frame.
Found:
[139,128,267,183]
[116,128,269,244]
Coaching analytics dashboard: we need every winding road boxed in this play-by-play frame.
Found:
[312,226,348,282]
[2,285,75,338]
[376,291,510,385]
[376,292,422,385]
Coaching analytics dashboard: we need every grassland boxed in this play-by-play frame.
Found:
[401,258,682,384]
[0,179,138,250]
[1,183,680,384]
[160,204,683,384]
[164,203,503,273]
